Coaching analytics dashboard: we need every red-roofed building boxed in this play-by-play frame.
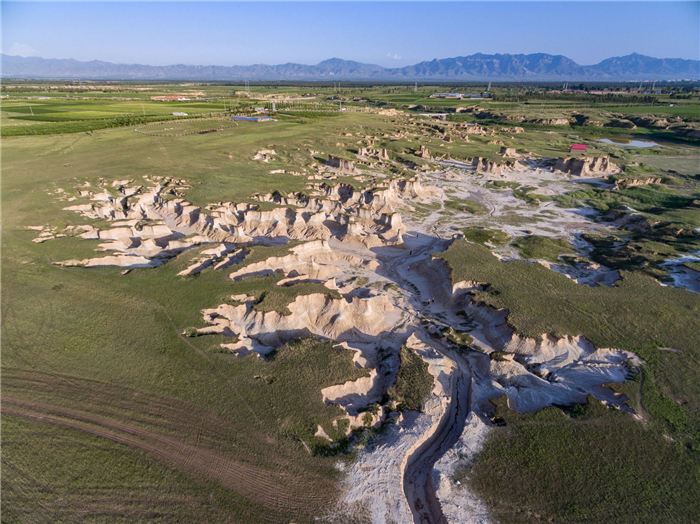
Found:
[570,144,587,153]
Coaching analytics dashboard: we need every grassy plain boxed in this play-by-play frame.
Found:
[466,396,700,524]
[438,241,700,429]
[512,235,575,262]
[2,81,700,523]
[439,241,700,522]
[0,111,396,522]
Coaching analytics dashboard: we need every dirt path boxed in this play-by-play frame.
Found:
[1,396,322,518]
[373,230,473,524]
[2,368,339,521]
[403,349,471,524]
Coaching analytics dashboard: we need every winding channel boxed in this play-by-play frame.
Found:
[378,233,474,524]
[403,348,471,524]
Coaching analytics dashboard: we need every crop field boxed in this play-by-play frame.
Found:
[136,118,238,136]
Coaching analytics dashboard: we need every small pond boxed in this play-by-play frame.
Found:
[598,138,660,148]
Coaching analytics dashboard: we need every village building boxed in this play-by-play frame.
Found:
[430,93,462,99]
[151,95,191,101]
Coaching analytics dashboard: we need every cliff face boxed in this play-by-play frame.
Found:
[614,177,663,190]
[554,156,621,177]
[326,155,358,174]
[529,118,570,126]
[471,158,503,175]
[357,147,389,161]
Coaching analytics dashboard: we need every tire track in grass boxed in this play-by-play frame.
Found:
[2,397,324,518]
[3,369,334,519]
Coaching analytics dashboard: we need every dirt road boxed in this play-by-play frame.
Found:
[374,231,473,524]
[403,348,471,524]
[1,369,332,521]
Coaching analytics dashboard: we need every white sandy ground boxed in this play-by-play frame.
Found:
[332,234,638,524]
[42,173,439,269]
[434,158,613,240]
[327,159,642,524]
[433,414,492,524]
[660,250,700,294]
[38,156,651,524]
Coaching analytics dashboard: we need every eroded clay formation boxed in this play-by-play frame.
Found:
[32,152,645,524]
[46,174,441,269]
[554,156,621,176]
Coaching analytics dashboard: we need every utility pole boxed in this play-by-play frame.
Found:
[414,82,418,93]
[487,81,491,92]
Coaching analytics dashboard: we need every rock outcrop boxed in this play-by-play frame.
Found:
[460,123,490,135]
[471,157,503,175]
[326,155,358,174]
[614,176,663,190]
[49,172,442,270]
[554,156,621,176]
[201,292,401,356]
[416,145,432,159]
[357,147,390,161]
[529,118,569,126]
[605,119,637,129]
[253,149,276,162]
[627,116,669,129]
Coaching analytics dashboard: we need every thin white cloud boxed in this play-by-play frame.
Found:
[8,43,38,57]
[387,52,402,61]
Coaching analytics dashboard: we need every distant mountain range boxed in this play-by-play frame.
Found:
[2,53,698,81]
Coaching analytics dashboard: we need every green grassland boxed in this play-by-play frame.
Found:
[1,111,400,209]
[463,228,510,246]
[0,111,401,522]
[387,345,434,412]
[512,235,575,262]
[2,81,700,523]
[1,228,366,522]
[438,241,700,522]
[465,396,700,524]
[553,170,700,282]
[630,153,700,175]
[2,414,243,523]
[437,241,700,440]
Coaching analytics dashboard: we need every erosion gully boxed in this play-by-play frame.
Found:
[377,230,474,524]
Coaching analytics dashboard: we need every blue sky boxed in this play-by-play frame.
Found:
[2,2,698,67]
